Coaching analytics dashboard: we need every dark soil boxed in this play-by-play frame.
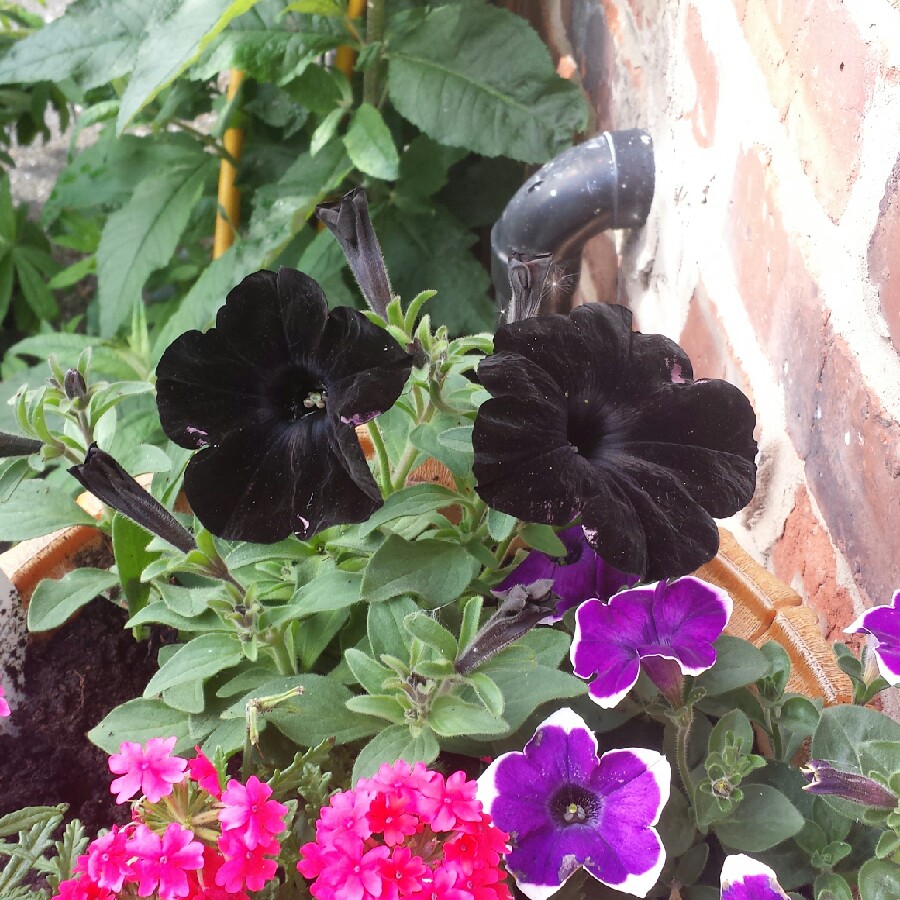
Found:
[0,596,159,834]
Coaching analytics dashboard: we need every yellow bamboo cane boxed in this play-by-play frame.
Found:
[335,0,367,79]
[213,68,246,260]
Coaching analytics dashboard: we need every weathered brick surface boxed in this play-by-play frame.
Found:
[868,153,900,354]
[801,334,900,610]
[734,0,877,221]
[771,485,858,638]
[684,4,718,147]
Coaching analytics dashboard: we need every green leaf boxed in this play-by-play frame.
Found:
[694,635,771,696]
[112,513,154,620]
[714,784,804,852]
[126,601,222,632]
[344,103,399,181]
[262,675,383,747]
[812,704,900,782]
[466,672,504,718]
[0,480,96,539]
[352,724,439,783]
[858,859,900,900]
[707,709,754,756]
[88,697,193,754]
[345,694,406,724]
[0,807,64,840]
[368,596,417,662]
[815,872,853,900]
[155,581,223,618]
[362,535,479,608]
[289,564,362,617]
[117,0,262,130]
[0,0,153,90]
[240,138,352,268]
[97,160,211,336]
[519,523,566,556]
[403,612,458,661]
[144,633,244,696]
[357,483,458,537]
[297,608,350,670]
[27,568,120,632]
[345,648,392,695]
[13,251,57,320]
[487,509,516,542]
[409,416,472,477]
[387,4,587,163]
[427,695,507,737]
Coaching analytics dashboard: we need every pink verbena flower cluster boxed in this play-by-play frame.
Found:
[298,760,511,900]
[53,740,288,900]
[0,682,11,718]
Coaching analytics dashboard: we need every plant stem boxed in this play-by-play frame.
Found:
[676,706,696,809]
[363,0,387,106]
[367,419,392,492]
[390,443,420,491]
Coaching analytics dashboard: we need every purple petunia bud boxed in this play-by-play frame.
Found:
[316,188,393,318]
[801,759,898,809]
[70,444,197,555]
[505,251,553,323]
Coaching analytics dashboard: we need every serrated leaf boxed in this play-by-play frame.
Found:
[0,0,154,90]
[117,0,262,130]
[387,4,587,164]
[144,633,244,696]
[27,568,120,632]
[97,160,211,336]
[344,103,399,181]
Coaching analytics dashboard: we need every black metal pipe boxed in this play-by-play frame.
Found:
[491,128,655,312]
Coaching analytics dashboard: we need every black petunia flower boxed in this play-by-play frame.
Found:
[472,303,757,581]
[156,268,413,543]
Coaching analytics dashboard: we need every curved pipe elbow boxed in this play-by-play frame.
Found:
[491,128,655,308]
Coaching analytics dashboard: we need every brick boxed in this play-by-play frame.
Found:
[680,280,753,403]
[736,0,877,220]
[684,4,718,147]
[728,146,828,443]
[770,485,857,639]
[867,153,900,354]
[801,333,900,610]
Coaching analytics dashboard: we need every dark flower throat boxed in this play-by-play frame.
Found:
[266,365,327,423]
[549,784,600,827]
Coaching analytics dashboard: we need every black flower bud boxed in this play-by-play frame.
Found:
[64,368,88,402]
[316,188,393,318]
[505,252,553,323]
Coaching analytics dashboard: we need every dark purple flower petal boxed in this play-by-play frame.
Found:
[477,708,669,899]
[720,855,790,900]
[496,526,637,621]
[571,577,731,707]
[845,590,900,684]
[156,267,412,543]
[473,303,757,581]
[801,759,897,808]
[505,252,553,323]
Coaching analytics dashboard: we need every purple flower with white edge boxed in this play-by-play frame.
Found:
[495,525,638,621]
[477,707,670,899]
[845,589,900,684]
[571,576,732,708]
[720,854,789,899]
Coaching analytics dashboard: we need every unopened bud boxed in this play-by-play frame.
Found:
[64,369,87,401]
[802,759,898,809]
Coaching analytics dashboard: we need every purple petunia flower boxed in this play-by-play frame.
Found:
[571,576,732,708]
[844,589,900,684]
[495,525,638,621]
[477,707,670,899]
[720,854,789,899]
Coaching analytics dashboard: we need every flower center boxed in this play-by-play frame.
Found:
[266,365,328,423]
[549,784,599,828]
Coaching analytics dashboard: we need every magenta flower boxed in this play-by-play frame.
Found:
[187,747,222,798]
[720,855,789,899]
[55,871,116,900]
[571,576,732,708]
[845,589,900,684]
[108,736,188,804]
[216,830,280,893]
[219,775,288,849]
[127,823,204,900]
[0,683,9,718]
[477,707,670,899]
[85,827,132,892]
[496,525,638,621]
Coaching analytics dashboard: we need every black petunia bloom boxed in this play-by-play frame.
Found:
[156,268,413,543]
[472,303,757,582]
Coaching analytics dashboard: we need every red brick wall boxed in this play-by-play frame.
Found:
[549,0,900,633]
